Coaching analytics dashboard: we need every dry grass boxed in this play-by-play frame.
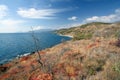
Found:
[0,37,120,80]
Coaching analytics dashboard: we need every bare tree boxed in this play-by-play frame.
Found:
[31,27,44,67]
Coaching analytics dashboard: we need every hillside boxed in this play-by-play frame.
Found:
[56,22,120,40]
[0,22,120,80]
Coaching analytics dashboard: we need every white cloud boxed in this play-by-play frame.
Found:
[56,23,82,29]
[84,9,120,23]
[0,5,28,33]
[0,19,25,33]
[32,26,44,30]
[0,5,8,18]
[0,19,24,26]
[68,16,78,21]
[17,8,67,19]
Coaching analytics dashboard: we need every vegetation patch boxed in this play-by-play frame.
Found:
[112,62,120,73]
[73,33,93,40]
[84,58,105,76]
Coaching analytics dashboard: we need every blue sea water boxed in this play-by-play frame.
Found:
[0,32,71,64]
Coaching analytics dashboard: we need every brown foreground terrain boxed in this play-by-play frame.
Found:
[0,22,120,80]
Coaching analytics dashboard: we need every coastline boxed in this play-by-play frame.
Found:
[58,34,74,38]
[0,52,32,65]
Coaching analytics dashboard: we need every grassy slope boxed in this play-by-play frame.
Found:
[0,22,120,80]
[56,22,120,40]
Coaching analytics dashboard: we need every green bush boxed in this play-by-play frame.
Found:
[73,33,92,40]
[115,31,120,38]
[80,24,89,28]
[112,62,120,73]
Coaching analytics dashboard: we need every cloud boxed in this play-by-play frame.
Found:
[0,5,8,18]
[68,16,78,21]
[17,8,68,19]
[56,23,82,29]
[0,5,27,33]
[0,19,24,26]
[0,19,25,33]
[32,26,44,30]
[84,9,120,23]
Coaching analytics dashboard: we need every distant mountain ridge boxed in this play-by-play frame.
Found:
[29,29,53,33]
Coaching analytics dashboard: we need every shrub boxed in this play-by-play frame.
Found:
[80,24,89,28]
[115,30,120,38]
[116,39,120,47]
[0,66,8,73]
[84,58,105,76]
[73,33,92,40]
[112,62,120,73]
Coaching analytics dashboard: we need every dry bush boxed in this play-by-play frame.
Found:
[116,39,120,47]
[83,58,105,76]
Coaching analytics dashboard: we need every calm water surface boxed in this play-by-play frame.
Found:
[0,32,71,64]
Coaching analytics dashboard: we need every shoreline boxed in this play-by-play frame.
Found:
[58,34,74,38]
[0,52,32,65]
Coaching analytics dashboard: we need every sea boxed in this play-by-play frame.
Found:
[0,31,71,64]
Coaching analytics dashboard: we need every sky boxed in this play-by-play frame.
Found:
[0,0,120,33]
